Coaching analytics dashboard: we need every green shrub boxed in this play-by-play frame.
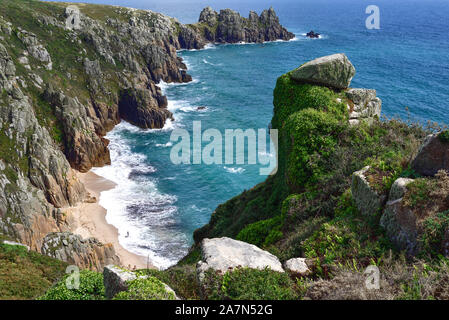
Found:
[284,108,345,188]
[419,211,449,256]
[403,178,433,209]
[137,265,201,300]
[207,267,297,300]
[0,243,67,300]
[272,74,347,129]
[39,269,105,300]
[236,215,283,247]
[439,131,449,143]
[113,276,176,300]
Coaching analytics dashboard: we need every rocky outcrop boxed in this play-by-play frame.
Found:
[41,232,120,272]
[291,53,356,89]
[103,265,138,299]
[411,133,449,176]
[346,88,382,125]
[118,87,173,129]
[306,30,320,39]
[103,265,179,299]
[197,237,284,281]
[194,6,294,43]
[351,166,387,216]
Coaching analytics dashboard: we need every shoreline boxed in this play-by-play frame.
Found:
[66,171,153,270]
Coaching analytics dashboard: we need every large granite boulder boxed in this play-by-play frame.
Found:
[197,237,284,281]
[351,166,387,216]
[291,53,356,89]
[411,133,449,176]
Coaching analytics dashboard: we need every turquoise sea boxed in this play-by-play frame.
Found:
[54,0,449,268]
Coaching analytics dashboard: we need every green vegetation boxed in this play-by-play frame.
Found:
[202,267,298,300]
[0,243,67,300]
[113,276,176,300]
[439,130,449,143]
[138,266,201,300]
[194,73,427,264]
[39,269,105,300]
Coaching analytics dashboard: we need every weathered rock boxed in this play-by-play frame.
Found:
[306,30,320,38]
[291,53,356,89]
[351,166,387,216]
[379,177,418,254]
[103,265,180,300]
[195,7,294,43]
[411,133,449,176]
[119,88,173,129]
[65,5,82,30]
[284,258,311,277]
[388,178,414,201]
[41,232,120,272]
[380,200,418,255]
[103,265,137,299]
[346,88,382,124]
[197,237,284,282]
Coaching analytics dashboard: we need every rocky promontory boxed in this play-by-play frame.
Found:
[191,6,295,43]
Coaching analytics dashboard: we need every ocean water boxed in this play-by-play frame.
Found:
[68,0,449,268]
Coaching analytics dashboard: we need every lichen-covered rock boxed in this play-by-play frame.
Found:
[103,265,137,299]
[379,178,418,254]
[388,178,415,201]
[380,200,418,255]
[41,232,120,272]
[104,265,180,300]
[291,53,356,89]
[346,88,382,124]
[284,258,311,277]
[197,237,284,282]
[351,166,387,216]
[411,133,449,176]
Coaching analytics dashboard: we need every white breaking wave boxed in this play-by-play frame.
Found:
[223,166,246,174]
[92,122,188,269]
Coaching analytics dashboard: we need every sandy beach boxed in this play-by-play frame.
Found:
[66,171,152,270]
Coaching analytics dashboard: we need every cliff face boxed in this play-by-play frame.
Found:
[192,6,295,43]
[0,0,294,270]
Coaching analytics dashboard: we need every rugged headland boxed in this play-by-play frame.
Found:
[1,0,449,301]
[0,0,294,274]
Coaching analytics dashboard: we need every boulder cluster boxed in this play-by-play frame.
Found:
[352,133,449,255]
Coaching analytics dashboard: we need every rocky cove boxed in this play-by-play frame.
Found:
[0,0,295,270]
[2,0,449,301]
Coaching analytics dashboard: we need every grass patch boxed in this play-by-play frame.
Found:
[0,243,67,300]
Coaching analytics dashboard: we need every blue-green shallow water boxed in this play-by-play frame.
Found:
[73,0,449,268]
